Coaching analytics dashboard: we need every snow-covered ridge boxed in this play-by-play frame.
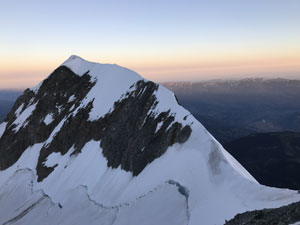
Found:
[0,169,189,225]
[0,55,300,225]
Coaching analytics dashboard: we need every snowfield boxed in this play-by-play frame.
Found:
[0,55,299,225]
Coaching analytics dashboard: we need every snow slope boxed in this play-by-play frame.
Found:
[0,55,299,225]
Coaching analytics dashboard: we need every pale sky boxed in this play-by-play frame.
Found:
[1,0,300,89]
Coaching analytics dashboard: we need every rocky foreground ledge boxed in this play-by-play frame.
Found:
[225,200,300,225]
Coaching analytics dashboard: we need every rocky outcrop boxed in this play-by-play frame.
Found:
[0,66,95,170]
[225,201,300,225]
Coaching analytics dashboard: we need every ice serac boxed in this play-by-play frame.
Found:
[0,55,299,225]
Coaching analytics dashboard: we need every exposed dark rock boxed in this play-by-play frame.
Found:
[37,79,191,181]
[0,66,95,171]
[225,201,300,225]
[0,66,191,182]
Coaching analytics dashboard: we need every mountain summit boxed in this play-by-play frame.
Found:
[0,56,299,225]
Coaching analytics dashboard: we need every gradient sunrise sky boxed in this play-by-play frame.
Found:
[1,0,300,89]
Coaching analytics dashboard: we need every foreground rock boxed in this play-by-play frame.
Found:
[225,201,300,225]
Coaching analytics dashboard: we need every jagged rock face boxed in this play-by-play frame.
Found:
[0,65,191,181]
[37,77,191,181]
[0,66,95,170]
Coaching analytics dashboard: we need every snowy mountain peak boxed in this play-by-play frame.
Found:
[62,54,105,71]
[62,55,141,80]
[0,56,299,225]
[63,54,85,63]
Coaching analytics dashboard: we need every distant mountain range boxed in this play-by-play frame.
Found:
[225,131,300,190]
[0,90,22,122]
[165,78,300,144]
